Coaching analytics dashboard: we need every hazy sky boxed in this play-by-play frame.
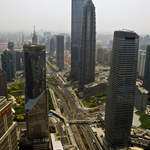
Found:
[0,0,149,34]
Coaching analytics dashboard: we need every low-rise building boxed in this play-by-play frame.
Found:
[50,133,63,150]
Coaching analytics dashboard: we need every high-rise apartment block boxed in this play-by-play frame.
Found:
[0,70,7,97]
[0,96,18,150]
[79,0,96,89]
[105,31,139,148]
[23,45,49,149]
[137,49,146,78]
[144,45,150,92]
[56,35,64,70]
[71,0,86,80]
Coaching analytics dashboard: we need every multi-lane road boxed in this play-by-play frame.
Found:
[46,62,103,150]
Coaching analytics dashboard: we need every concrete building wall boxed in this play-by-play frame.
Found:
[79,0,96,89]
[56,35,64,70]
[105,31,139,148]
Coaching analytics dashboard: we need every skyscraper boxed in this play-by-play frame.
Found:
[23,45,49,149]
[144,45,150,92]
[71,0,87,80]
[97,47,103,64]
[32,26,38,45]
[137,50,146,78]
[79,0,96,89]
[49,37,55,57]
[1,50,15,81]
[105,31,139,148]
[0,96,18,150]
[56,35,64,70]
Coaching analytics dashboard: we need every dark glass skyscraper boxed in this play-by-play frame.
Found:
[144,45,150,92]
[24,45,46,100]
[56,35,64,70]
[105,31,139,148]
[79,0,96,89]
[1,50,15,81]
[23,45,49,149]
[71,0,87,80]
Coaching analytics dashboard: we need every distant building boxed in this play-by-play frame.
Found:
[56,35,64,70]
[23,45,49,149]
[49,37,55,57]
[135,82,148,112]
[16,51,24,71]
[137,50,146,78]
[97,47,103,63]
[0,43,8,52]
[65,35,71,51]
[8,42,14,50]
[32,26,38,45]
[105,31,139,148]
[144,45,150,92]
[79,0,96,89]
[0,70,7,97]
[71,0,87,80]
[1,50,16,81]
[0,96,18,150]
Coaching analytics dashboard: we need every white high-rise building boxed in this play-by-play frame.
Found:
[137,50,146,78]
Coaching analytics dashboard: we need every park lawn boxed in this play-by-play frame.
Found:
[136,111,150,129]
[8,82,24,97]
[82,91,107,108]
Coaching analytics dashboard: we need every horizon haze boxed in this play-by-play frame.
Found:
[0,0,149,34]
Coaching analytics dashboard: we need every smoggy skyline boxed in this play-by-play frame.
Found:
[0,0,149,34]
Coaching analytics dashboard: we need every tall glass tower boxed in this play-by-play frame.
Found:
[71,0,87,80]
[105,31,139,148]
[144,45,150,92]
[79,0,96,89]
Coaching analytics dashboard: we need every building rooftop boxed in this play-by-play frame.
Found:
[23,44,45,51]
[136,81,148,94]
[51,133,64,150]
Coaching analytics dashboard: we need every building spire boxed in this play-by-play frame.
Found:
[32,25,38,45]
[34,25,35,34]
